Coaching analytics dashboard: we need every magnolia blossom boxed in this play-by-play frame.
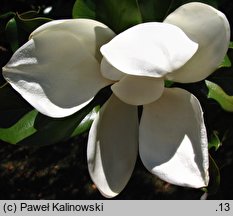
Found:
[3,3,230,198]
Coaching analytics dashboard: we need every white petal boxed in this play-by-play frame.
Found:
[139,88,209,188]
[3,28,112,118]
[101,22,198,78]
[111,75,164,105]
[100,57,125,81]
[164,2,230,83]
[87,95,138,198]
[30,19,116,62]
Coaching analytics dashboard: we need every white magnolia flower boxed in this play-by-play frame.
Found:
[3,3,230,198]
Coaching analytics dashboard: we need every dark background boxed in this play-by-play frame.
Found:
[0,0,233,199]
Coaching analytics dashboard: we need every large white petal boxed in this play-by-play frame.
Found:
[87,95,138,198]
[101,22,198,78]
[30,19,116,62]
[139,88,209,188]
[3,28,112,118]
[164,2,230,83]
[111,75,164,105]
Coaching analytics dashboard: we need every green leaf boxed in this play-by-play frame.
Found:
[219,54,231,68]
[5,11,52,52]
[72,0,142,33]
[72,0,220,33]
[218,41,233,68]
[71,106,100,137]
[207,154,220,195]
[15,11,52,34]
[18,87,112,147]
[208,131,221,151]
[164,80,174,88]
[0,105,94,147]
[72,0,96,19]
[137,0,176,22]
[137,0,219,23]
[0,110,38,144]
[1,77,111,147]
[0,12,15,35]
[19,111,89,146]
[229,41,233,49]
[5,17,19,52]
[205,80,233,112]
[0,84,32,128]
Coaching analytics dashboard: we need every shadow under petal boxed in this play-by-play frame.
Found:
[139,87,209,188]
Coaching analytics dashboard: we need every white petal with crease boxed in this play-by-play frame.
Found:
[3,28,112,118]
[164,2,230,83]
[139,88,209,188]
[112,75,164,105]
[87,95,138,198]
[101,22,198,78]
[30,19,116,62]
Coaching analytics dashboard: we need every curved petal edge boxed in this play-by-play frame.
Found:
[3,28,112,118]
[111,75,164,105]
[164,2,230,83]
[139,88,209,188]
[87,95,138,197]
[101,22,198,78]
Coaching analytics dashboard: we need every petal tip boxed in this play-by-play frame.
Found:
[164,2,230,83]
[100,22,198,78]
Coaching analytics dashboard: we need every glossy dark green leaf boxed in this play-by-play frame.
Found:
[0,110,38,144]
[0,95,93,145]
[72,0,142,33]
[137,0,219,23]
[5,17,19,51]
[0,84,37,144]
[72,0,220,33]
[219,54,231,68]
[0,12,15,35]
[5,11,52,52]
[0,82,111,146]
[137,0,176,22]
[219,42,233,68]
[18,111,88,146]
[15,11,52,34]
[71,106,100,137]
[0,104,94,146]
[18,87,112,147]
[206,80,233,112]
[229,41,233,49]
[208,131,221,151]
[72,0,96,19]
[0,84,33,128]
